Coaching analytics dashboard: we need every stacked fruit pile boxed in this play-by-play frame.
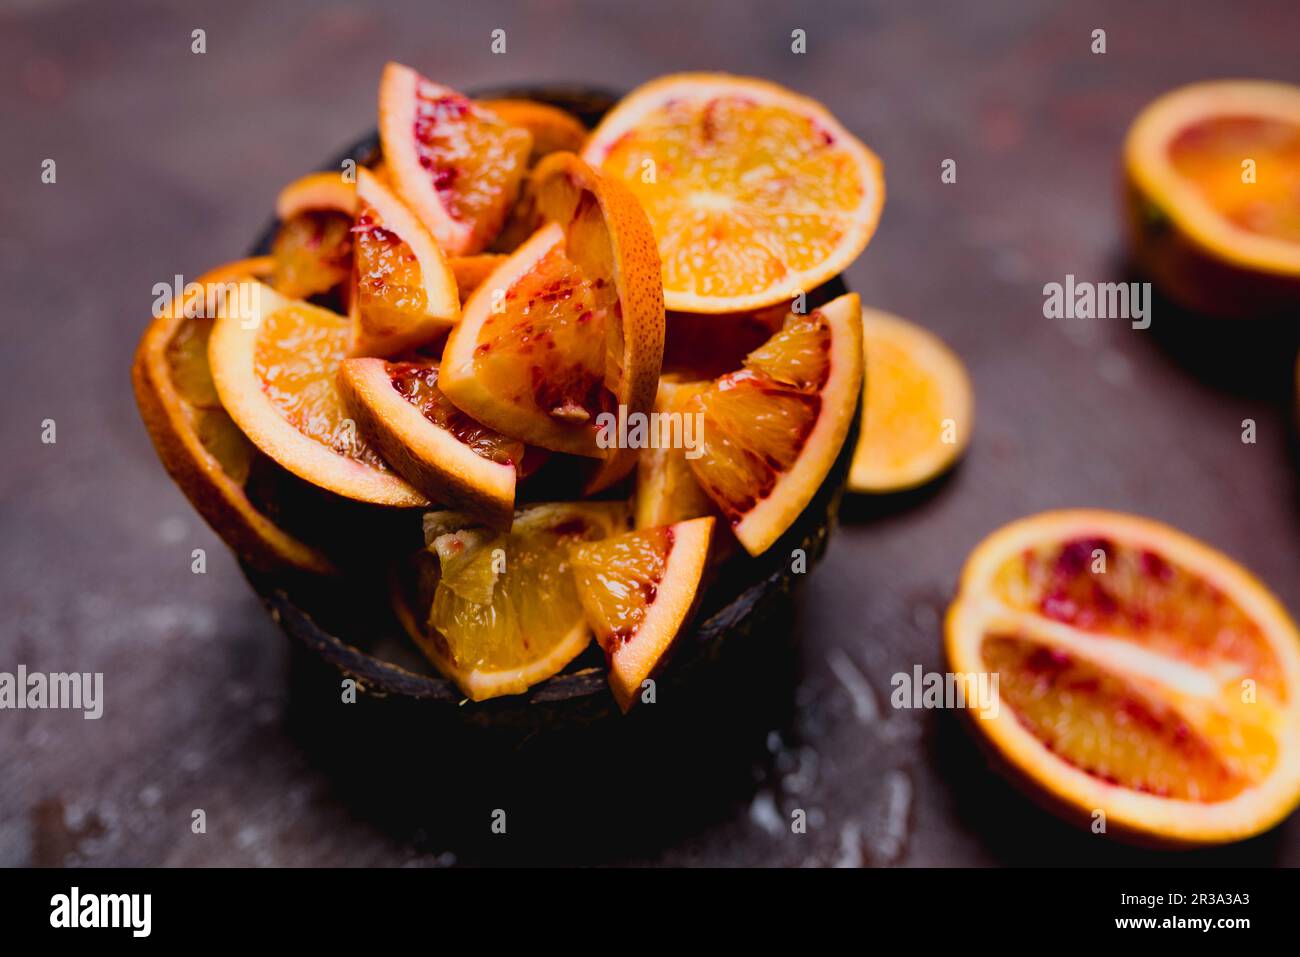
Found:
[133,66,884,708]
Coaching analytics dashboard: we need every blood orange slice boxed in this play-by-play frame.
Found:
[208,281,425,507]
[571,516,714,711]
[337,357,520,528]
[849,308,973,493]
[676,292,863,556]
[270,171,356,300]
[633,379,715,530]
[447,253,505,303]
[392,502,628,701]
[439,153,664,490]
[132,258,335,573]
[477,99,587,166]
[946,510,1300,845]
[349,166,459,357]
[379,63,533,255]
[582,73,884,313]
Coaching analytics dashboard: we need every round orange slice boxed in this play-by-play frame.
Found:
[849,308,973,493]
[208,280,426,507]
[349,166,460,357]
[582,73,884,313]
[393,502,628,701]
[337,357,520,528]
[946,510,1300,845]
[676,292,863,556]
[439,153,664,490]
[378,63,533,255]
[571,516,714,711]
[1125,80,1300,319]
[132,258,335,574]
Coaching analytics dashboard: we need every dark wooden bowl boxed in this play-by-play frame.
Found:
[239,86,860,731]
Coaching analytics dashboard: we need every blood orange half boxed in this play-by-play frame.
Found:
[946,510,1300,845]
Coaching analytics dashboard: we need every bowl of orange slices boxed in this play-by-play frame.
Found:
[132,66,884,723]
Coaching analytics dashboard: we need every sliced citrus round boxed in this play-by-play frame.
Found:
[582,73,884,312]
[1125,80,1300,319]
[634,379,715,530]
[448,253,505,302]
[208,280,426,507]
[946,510,1300,845]
[478,99,587,166]
[571,516,714,711]
[132,258,335,574]
[378,63,533,255]
[349,166,459,357]
[676,292,862,555]
[849,308,973,493]
[337,357,520,528]
[393,502,628,700]
[440,153,664,489]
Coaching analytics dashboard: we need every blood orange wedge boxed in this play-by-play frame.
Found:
[477,99,588,166]
[392,502,628,701]
[1125,80,1300,319]
[849,308,973,493]
[582,73,884,313]
[634,379,715,530]
[337,357,520,528]
[208,280,426,507]
[571,516,714,711]
[378,63,533,255]
[675,292,863,556]
[349,166,460,357]
[270,171,358,301]
[439,153,664,489]
[946,510,1300,845]
[275,171,357,220]
[132,258,335,574]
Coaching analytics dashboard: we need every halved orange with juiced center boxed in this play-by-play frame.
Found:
[393,502,628,701]
[582,72,884,312]
[208,281,425,506]
[132,258,335,573]
[337,357,521,527]
[379,63,533,255]
[571,516,714,711]
[439,153,664,487]
[1125,80,1300,318]
[946,510,1300,845]
[676,292,863,556]
[350,166,459,356]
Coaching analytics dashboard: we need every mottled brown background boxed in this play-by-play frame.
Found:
[2,0,1299,867]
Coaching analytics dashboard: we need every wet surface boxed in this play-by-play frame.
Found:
[2,0,1300,866]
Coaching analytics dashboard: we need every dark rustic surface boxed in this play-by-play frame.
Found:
[3,0,1299,867]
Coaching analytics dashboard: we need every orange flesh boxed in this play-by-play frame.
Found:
[413,83,531,227]
[983,633,1245,801]
[252,305,388,469]
[571,526,672,653]
[601,96,865,299]
[353,198,427,325]
[385,359,523,467]
[165,317,254,483]
[271,211,354,299]
[989,537,1283,698]
[682,311,830,524]
[1168,115,1300,244]
[471,245,613,424]
[862,334,946,472]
